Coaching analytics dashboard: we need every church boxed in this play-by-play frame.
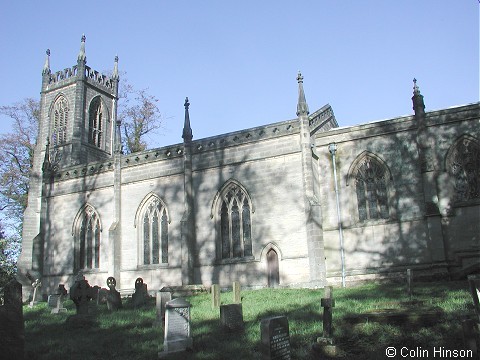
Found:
[17,36,480,297]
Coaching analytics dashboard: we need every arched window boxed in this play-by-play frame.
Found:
[74,204,101,271]
[446,135,480,202]
[215,180,253,260]
[351,154,391,222]
[138,195,169,265]
[52,96,68,145]
[88,97,103,148]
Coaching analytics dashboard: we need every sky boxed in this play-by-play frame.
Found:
[0,1,478,148]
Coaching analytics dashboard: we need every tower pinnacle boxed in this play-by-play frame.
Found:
[78,34,86,63]
[182,97,193,142]
[42,49,51,75]
[412,78,425,115]
[296,71,309,116]
[112,55,119,80]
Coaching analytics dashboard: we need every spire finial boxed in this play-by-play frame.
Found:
[413,78,421,95]
[412,77,425,115]
[296,71,309,116]
[182,97,193,142]
[78,34,86,63]
[112,55,119,80]
[42,49,51,75]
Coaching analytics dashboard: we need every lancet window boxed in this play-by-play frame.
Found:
[447,136,480,202]
[140,196,169,265]
[353,155,390,222]
[52,96,68,145]
[217,181,253,259]
[88,97,103,148]
[74,205,100,271]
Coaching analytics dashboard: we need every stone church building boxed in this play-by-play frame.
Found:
[18,36,480,296]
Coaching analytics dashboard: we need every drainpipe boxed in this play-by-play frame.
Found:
[328,143,346,288]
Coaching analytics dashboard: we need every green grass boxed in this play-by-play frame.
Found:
[23,280,475,359]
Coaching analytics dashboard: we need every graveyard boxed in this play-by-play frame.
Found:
[10,278,477,359]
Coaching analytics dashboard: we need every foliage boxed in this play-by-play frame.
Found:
[23,281,472,360]
[0,222,18,287]
[0,98,40,236]
[117,75,163,154]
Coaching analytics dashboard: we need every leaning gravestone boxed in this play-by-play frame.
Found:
[0,279,24,359]
[132,277,149,309]
[220,303,244,332]
[154,291,172,328]
[260,315,291,360]
[159,298,193,357]
[106,277,122,311]
[28,278,42,308]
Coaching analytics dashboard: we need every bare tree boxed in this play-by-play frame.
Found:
[0,98,40,234]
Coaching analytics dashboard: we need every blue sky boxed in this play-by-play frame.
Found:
[0,1,478,148]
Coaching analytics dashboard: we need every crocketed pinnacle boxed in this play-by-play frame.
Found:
[112,55,119,80]
[78,34,86,63]
[296,71,309,116]
[182,97,193,142]
[42,49,51,75]
[413,78,421,96]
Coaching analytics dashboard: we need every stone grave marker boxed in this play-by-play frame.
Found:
[212,284,220,308]
[320,286,335,340]
[220,303,244,332]
[0,279,24,360]
[51,284,68,314]
[407,269,413,297]
[70,276,95,315]
[159,298,193,357]
[467,274,480,323]
[28,278,42,308]
[132,277,149,308]
[48,294,59,308]
[106,277,122,311]
[260,315,291,360]
[233,281,241,303]
[97,288,108,305]
[154,290,172,327]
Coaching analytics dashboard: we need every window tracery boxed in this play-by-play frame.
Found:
[88,97,103,148]
[75,205,100,270]
[141,196,168,265]
[52,96,68,145]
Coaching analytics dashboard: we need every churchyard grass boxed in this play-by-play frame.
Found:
[23,280,473,359]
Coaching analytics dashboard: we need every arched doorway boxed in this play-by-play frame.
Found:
[267,249,279,288]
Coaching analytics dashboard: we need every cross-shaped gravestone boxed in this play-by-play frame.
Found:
[70,277,95,315]
[320,286,335,340]
[28,279,42,308]
[106,277,122,311]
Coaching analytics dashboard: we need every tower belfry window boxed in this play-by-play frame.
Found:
[89,97,103,148]
[52,96,68,145]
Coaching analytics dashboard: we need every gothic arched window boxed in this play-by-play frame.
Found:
[74,204,101,271]
[52,96,68,145]
[351,154,391,222]
[138,195,169,265]
[446,135,480,202]
[215,181,253,260]
[88,97,103,148]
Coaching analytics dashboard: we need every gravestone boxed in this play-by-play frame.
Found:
[467,275,480,323]
[70,276,95,315]
[462,319,479,358]
[48,294,59,308]
[0,279,24,359]
[159,298,193,357]
[106,277,122,311]
[132,277,149,308]
[220,303,244,332]
[212,284,220,308]
[260,315,291,360]
[97,288,108,305]
[407,269,413,297]
[49,284,68,314]
[233,281,241,303]
[28,278,42,308]
[154,291,172,328]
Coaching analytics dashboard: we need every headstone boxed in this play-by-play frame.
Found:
[159,298,193,357]
[51,283,68,314]
[132,277,149,308]
[220,303,244,332]
[154,291,171,327]
[233,281,241,303]
[106,277,122,311]
[467,275,480,323]
[260,315,291,360]
[70,276,95,315]
[97,288,108,305]
[28,278,42,308]
[212,284,220,308]
[48,294,60,308]
[320,286,335,340]
[407,269,413,297]
[0,279,24,359]
[462,319,479,357]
